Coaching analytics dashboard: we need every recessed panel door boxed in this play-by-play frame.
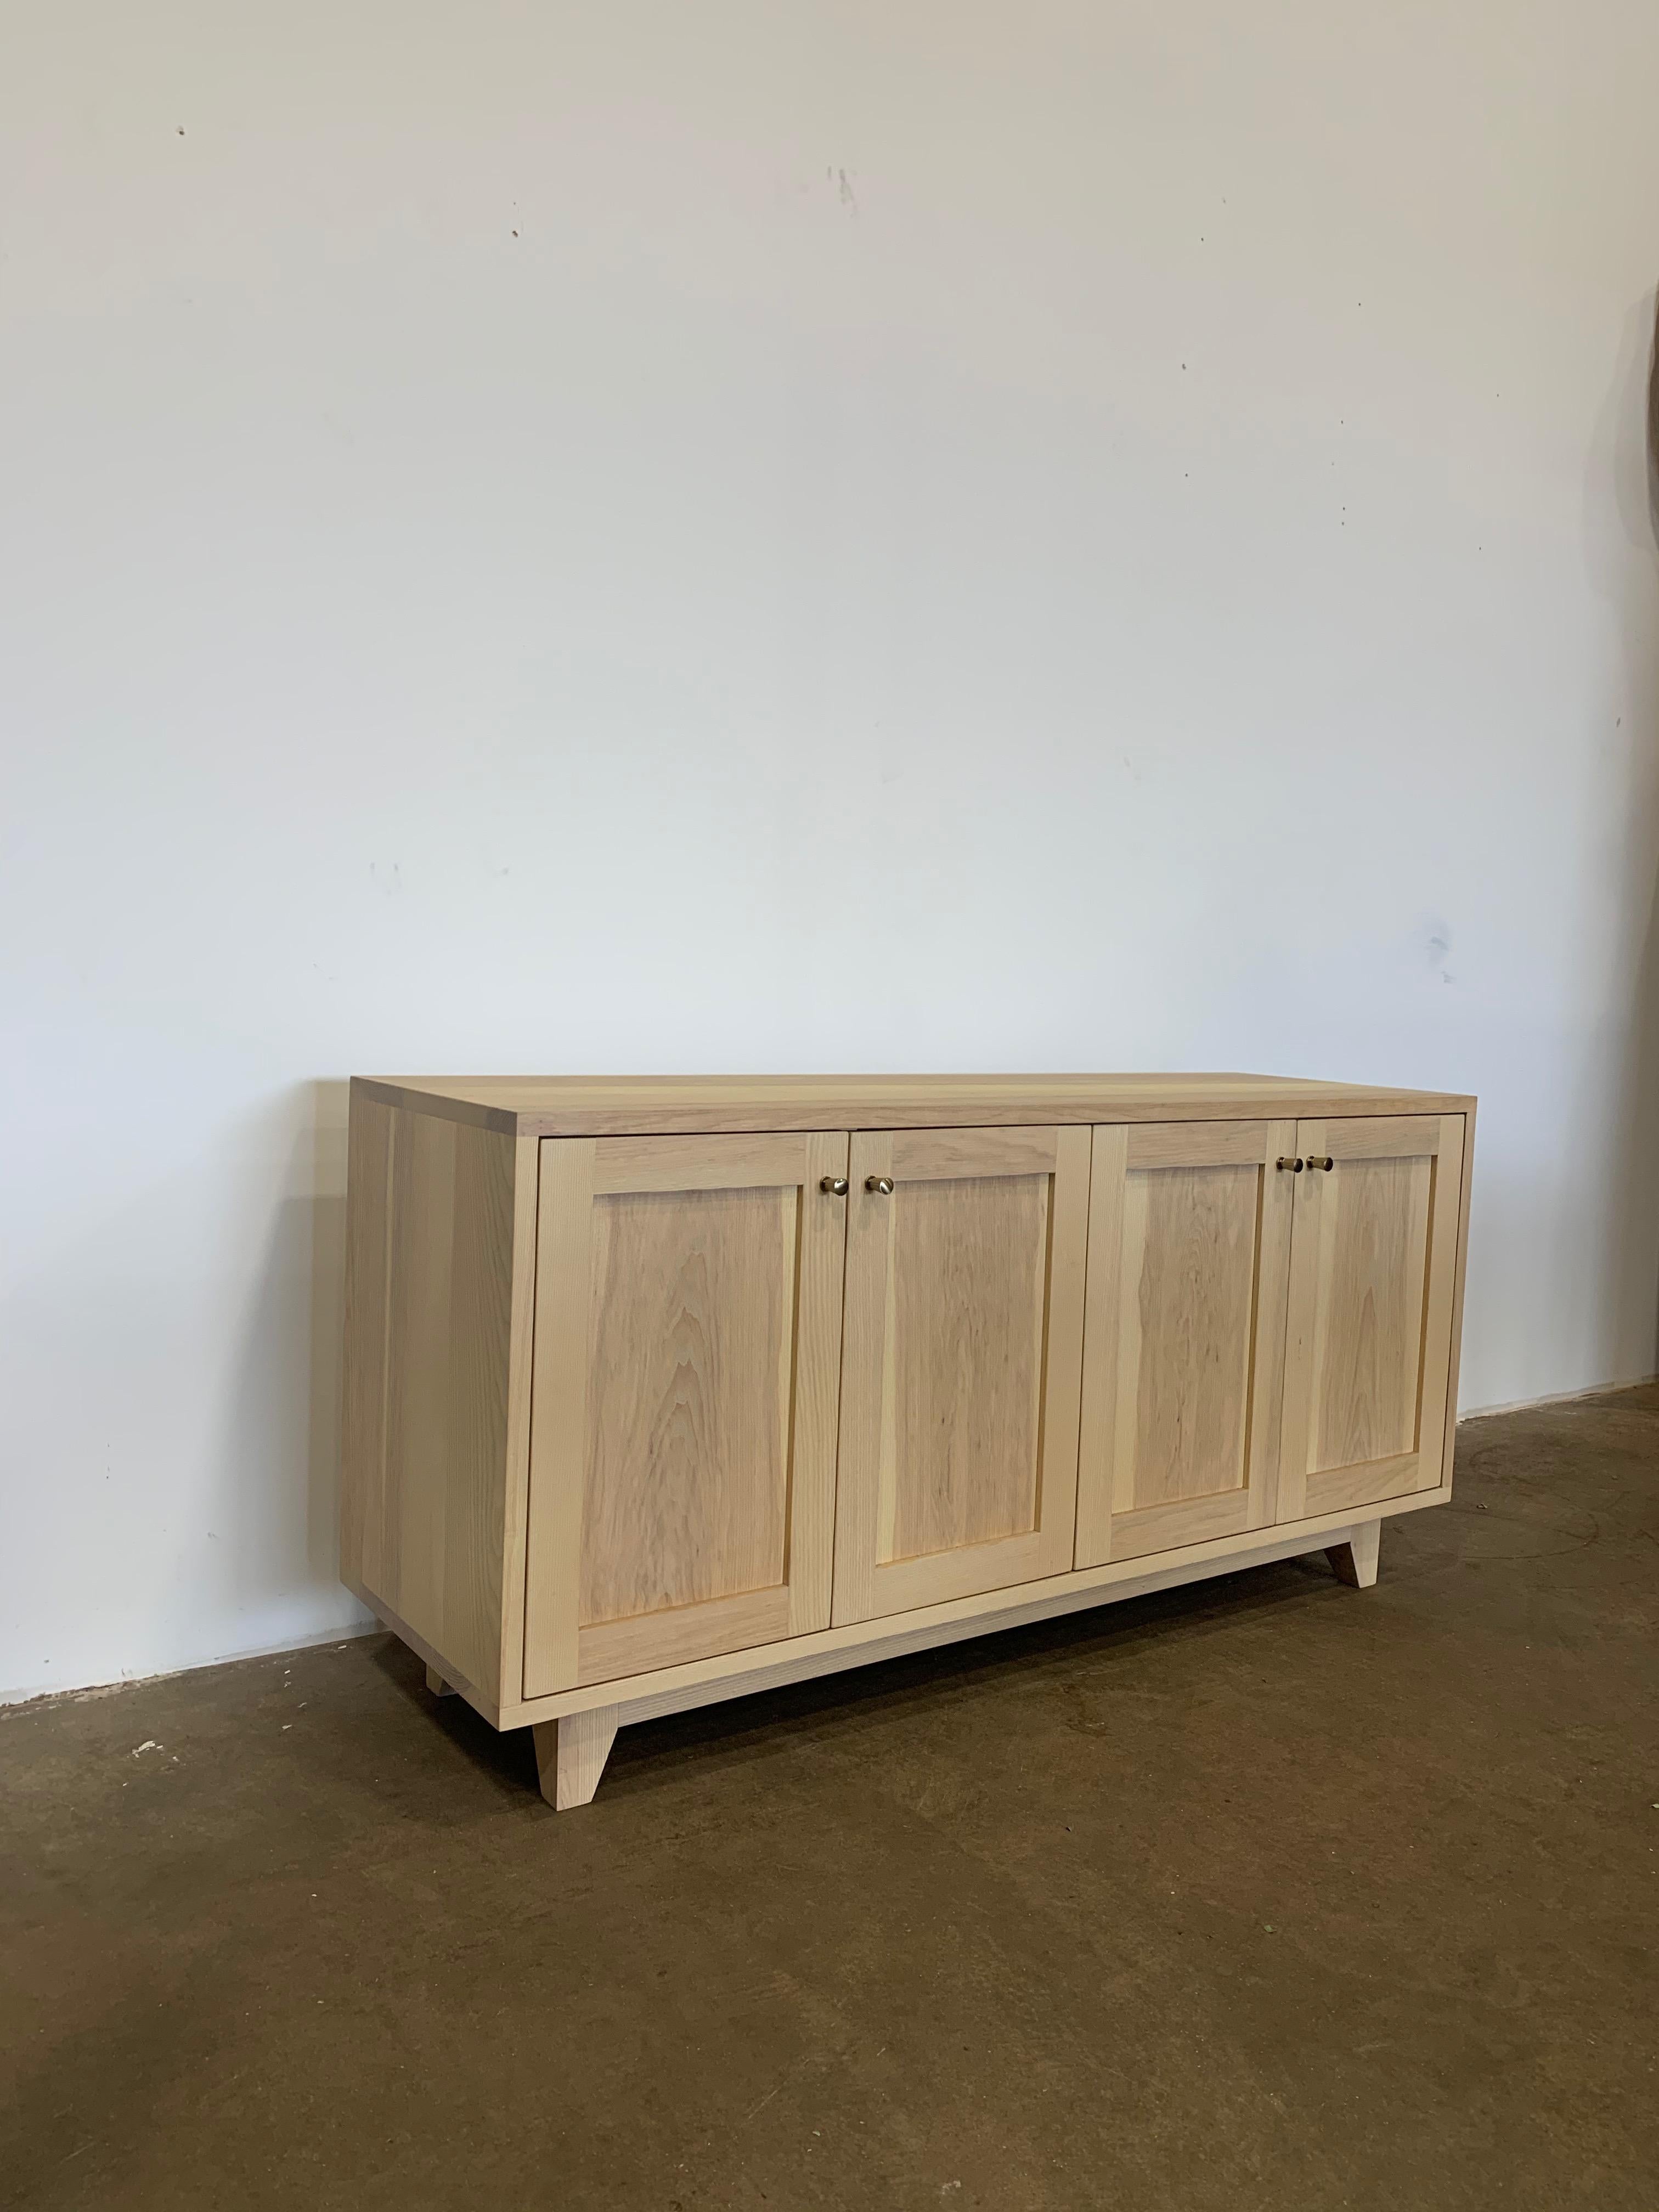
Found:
[1075,1121,1297,1566]
[831,1125,1090,1626]
[1277,1115,1466,1519]
[522,1131,850,1697]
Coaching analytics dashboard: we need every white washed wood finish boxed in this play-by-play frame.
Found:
[337,1074,1474,1808]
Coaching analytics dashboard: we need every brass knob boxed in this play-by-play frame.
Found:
[1307,1155,1334,1172]
[865,1175,895,1195]
[820,1175,849,1197]
[1276,1156,1304,1173]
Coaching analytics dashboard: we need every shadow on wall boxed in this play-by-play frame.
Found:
[196,1080,364,1666]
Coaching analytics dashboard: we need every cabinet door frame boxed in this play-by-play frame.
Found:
[1075,1119,1297,1567]
[521,1130,850,1699]
[831,1124,1091,1626]
[1277,1113,1466,1520]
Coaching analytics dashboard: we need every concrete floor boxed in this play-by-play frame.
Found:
[3,1387,1656,2211]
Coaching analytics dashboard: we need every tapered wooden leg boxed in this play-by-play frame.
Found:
[425,1665,456,1697]
[533,1708,620,1810]
[1327,1519,1381,1588]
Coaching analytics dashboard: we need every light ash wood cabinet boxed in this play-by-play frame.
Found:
[341,1074,1474,1810]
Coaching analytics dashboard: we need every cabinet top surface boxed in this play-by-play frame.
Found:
[352,1073,1476,1138]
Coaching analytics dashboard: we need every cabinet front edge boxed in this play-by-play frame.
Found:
[505,1094,1477,1138]
[349,1076,1475,1140]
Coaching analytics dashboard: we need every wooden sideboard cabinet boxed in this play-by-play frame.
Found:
[340,1074,1475,1810]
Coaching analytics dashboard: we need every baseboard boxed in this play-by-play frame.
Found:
[1458,1373,1658,1422]
[0,1614,380,1713]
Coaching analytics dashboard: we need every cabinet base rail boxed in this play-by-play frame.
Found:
[374,1508,1398,1812]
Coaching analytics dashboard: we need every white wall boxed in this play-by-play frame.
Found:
[4,1,1657,1702]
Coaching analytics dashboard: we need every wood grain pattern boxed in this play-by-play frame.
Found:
[1327,1519,1381,1588]
[590,1132,817,1194]
[1075,1120,1294,1568]
[1108,1489,1250,1561]
[1277,1115,1466,1518]
[1125,1120,1276,1171]
[832,1126,1088,1624]
[342,1580,500,1724]
[889,1125,1060,1180]
[522,1132,849,1697]
[338,1084,525,1703]
[496,1132,541,1706]
[1304,1452,1420,1514]
[1119,1162,1259,1506]
[577,1586,791,1687]
[521,1138,597,1694]
[888,1171,1049,1559]
[855,1531,1049,1618]
[338,1092,393,1598]
[781,1132,855,1637]
[579,1183,796,1624]
[1438,1101,1477,1491]
[1412,1115,1466,1492]
[533,1707,619,1810]
[353,1073,1476,1139]
[1311,1154,1430,1469]
[1323,1115,1442,1161]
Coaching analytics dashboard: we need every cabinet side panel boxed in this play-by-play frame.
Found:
[342,1098,518,1702]
[340,1092,394,1593]
[384,1113,457,1644]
